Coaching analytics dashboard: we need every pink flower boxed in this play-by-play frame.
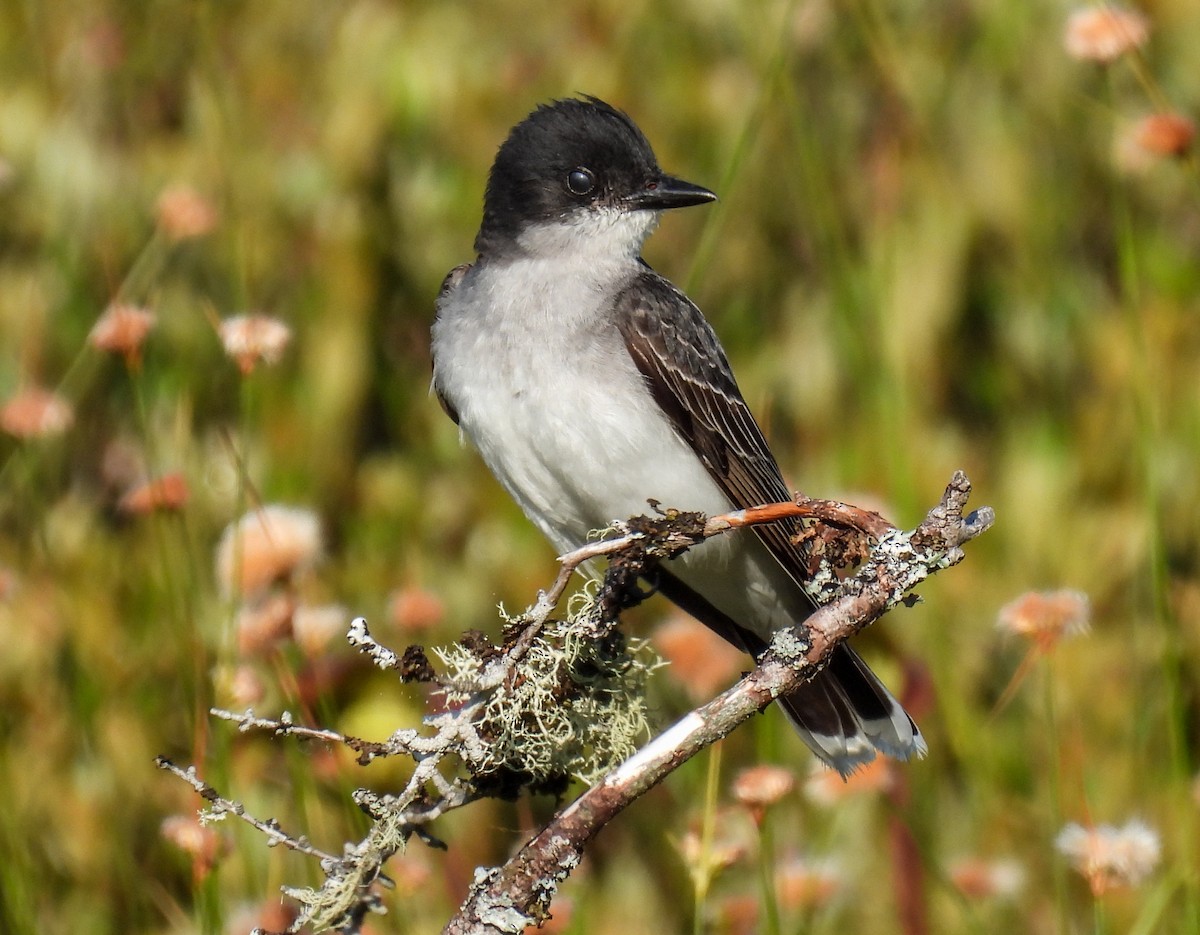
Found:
[1133,113,1195,158]
[89,303,156,367]
[653,611,745,701]
[160,814,225,873]
[1064,6,1149,63]
[0,388,73,438]
[156,184,218,240]
[388,587,446,631]
[118,473,189,514]
[218,314,292,374]
[731,764,795,823]
[292,604,348,657]
[948,856,1026,900]
[215,505,322,599]
[776,856,844,909]
[997,589,1090,651]
[1056,820,1161,895]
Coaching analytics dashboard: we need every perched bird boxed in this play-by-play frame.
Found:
[431,96,924,774]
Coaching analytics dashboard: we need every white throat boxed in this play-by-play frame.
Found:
[514,207,660,263]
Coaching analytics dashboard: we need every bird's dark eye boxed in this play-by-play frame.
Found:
[566,167,595,195]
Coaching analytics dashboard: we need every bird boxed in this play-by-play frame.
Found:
[430,96,925,775]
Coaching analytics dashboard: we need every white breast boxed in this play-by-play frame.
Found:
[431,248,809,637]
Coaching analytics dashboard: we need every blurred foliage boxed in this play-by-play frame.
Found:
[1,0,1198,933]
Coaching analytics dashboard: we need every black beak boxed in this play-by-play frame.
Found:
[626,174,717,211]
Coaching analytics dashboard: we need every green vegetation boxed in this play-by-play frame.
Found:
[1,1,1196,933]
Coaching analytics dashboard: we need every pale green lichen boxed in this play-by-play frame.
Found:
[279,797,413,931]
[435,583,661,786]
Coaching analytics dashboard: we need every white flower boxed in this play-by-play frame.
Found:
[1056,819,1161,894]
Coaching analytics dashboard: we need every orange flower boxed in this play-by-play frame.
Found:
[388,587,446,632]
[214,663,267,707]
[160,814,225,873]
[0,566,18,602]
[89,303,156,367]
[118,473,189,514]
[775,856,844,910]
[1064,6,1149,63]
[676,809,752,878]
[948,856,1025,900]
[156,184,217,240]
[732,764,795,823]
[215,505,322,599]
[218,314,292,375]
[1133,113,1195,158]
[997,589,1090,651]
[716,894,758,935]
[0,387,73,439]
[236,593,295,656]
[653,611,746,701]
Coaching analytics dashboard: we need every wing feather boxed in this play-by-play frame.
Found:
[614,271,810,589]
[614,270,925,775]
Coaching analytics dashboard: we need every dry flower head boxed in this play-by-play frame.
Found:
[732,764,795,822]
[776,856,844,910]
[218,314,292,375]
[949,856,1026,900]
[0,388,74,439]
[118,473,189,514]
[1056,820,1161,895]
[89,303,156,367]
[215,505,322,599]
[997,589,1091,651]
[388,587,446,632]
[156,184,218,240]
[1134,113,1195,158]
[1064,5,1149,63]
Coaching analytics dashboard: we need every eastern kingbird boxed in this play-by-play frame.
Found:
[431,96,924,774]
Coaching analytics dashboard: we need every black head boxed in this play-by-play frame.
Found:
[475,96,715,255]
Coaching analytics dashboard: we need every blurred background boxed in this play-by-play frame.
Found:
[1,0,1197,932]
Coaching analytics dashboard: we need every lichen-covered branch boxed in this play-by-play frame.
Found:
[158,472,992,935]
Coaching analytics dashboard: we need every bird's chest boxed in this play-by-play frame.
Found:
[436,266,640,442]
[433,263,683,538]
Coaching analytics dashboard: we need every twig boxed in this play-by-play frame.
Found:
[155,756,341,864]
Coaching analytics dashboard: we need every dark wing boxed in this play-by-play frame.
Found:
[613,271,809,587]
[432,263,474,426]
[614,270,924,775]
